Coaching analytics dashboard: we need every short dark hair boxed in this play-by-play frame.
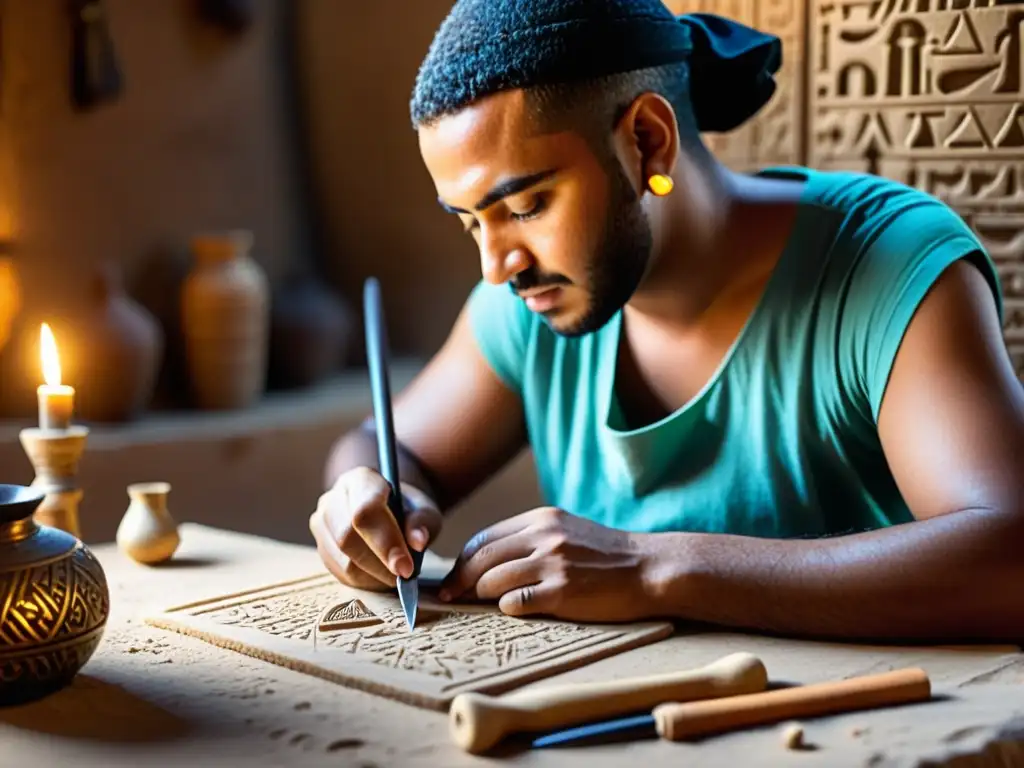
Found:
[520,62,699,156]
[409,0,695,130]
[415,62,702,182]
[410,1,781,154]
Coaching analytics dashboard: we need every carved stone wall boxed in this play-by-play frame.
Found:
[664,0,1024,380]
[665,0,806,168]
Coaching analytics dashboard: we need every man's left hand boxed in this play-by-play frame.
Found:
[437,507,662,622]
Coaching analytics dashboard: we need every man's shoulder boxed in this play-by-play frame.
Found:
[789,168,998,306]
[790,169,1004,420]
[802,168,975,246]
[791,166,999,307]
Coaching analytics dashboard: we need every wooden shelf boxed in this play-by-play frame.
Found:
[0,359,425,451]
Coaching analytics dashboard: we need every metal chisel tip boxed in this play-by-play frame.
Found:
[397,576,419,631]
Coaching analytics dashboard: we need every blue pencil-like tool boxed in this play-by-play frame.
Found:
[363,277,422,631]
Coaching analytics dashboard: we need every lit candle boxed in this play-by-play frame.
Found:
[38,322,74,431]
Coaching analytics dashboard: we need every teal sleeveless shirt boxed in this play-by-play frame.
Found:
[467,167,1004,538]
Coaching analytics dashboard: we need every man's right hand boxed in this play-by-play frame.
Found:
[310,467,444,591]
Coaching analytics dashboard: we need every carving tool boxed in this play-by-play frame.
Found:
[531,666,931,748]
[363,277,422,631]
[448,651,768,754]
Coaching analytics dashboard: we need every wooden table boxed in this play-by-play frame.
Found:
[3,524,1024,767]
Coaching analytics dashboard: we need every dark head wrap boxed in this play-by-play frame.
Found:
[410,0,782,133]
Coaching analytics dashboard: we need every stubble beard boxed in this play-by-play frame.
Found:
[554,161,654,338]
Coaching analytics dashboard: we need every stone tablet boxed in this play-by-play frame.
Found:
[145,573,674,711]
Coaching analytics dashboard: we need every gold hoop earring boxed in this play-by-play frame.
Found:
[648,174,674,196]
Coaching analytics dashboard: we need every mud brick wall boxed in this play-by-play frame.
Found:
[665,0,1024,380]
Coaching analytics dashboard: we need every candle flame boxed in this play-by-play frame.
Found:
[40,323,62,387]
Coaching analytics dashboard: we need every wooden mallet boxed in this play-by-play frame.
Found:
[448,651,769,754]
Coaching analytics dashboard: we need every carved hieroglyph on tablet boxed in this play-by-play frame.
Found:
[145,575,674,711]
[318,599,383,631]
[808,0,1024,379]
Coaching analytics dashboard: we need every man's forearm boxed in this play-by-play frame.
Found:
[324,420,444,510]
[647,507,1024,642]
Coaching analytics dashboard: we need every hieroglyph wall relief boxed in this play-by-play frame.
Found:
[664,0,1024,379]
[810,0,1024,377]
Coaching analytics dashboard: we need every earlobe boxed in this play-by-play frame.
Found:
[627,93,679,196]
[612,93,680,198]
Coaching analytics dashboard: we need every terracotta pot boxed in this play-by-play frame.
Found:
[0,255,21,357]
[268,276,354,390]
[70,262,164,423]
[0,256,23,417]
[0,483,110,706]
[181,230,269,410]
[0,316,34,419]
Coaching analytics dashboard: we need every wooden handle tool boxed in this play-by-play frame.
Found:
[449,651,768,754]
[653,666,931,741]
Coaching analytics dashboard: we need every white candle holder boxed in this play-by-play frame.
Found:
[18,425,89,538]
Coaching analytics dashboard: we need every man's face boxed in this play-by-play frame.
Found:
[418,90,653,336]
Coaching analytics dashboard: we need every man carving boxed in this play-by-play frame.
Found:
[310,0,1024,642]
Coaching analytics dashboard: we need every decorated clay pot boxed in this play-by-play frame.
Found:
[268,276,354,390]
[116,482,180,565]
[70,262,164,423]
[0,484,110,706]
[181,230,269,410]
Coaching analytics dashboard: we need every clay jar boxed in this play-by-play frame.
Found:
[117,482,180,565]
[181,230,269,410]
[268,276,354,390]
[71,262,164,423]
